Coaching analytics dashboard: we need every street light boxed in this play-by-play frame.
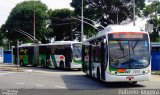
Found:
[133,0,135,26]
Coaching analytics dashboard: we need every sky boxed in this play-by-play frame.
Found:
[0,0,73,27]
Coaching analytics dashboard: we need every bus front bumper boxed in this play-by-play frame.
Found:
[105,73,151,82]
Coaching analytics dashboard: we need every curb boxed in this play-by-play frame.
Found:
[0,67,23,72]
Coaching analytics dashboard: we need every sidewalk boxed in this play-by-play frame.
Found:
[0,63,23,72]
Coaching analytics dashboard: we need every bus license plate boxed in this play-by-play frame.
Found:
[126,76,134,79]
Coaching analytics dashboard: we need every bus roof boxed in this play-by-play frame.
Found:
[84,25,147,42]
[19,43,34,47]
[39,41,81,46]
[97,25,144,36]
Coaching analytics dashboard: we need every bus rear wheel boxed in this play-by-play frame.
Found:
[60,61,64,69]
[97,68,100,80]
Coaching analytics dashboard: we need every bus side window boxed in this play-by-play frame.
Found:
[55,48,59,54]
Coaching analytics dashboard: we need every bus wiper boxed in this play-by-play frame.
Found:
[131,41,139,53]
[118,41,124,51]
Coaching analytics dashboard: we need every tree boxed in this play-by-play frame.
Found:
[4,1,48,43]
[71,0,145,37]
[47,9,77,41]
[143,2,160,42]
[0,24,8,49]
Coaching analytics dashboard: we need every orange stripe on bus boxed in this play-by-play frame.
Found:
[117,69,126,73]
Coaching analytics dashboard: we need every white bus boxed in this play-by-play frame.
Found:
[13,41,82,70]
[38,41,82,69]
[82,25,151,83]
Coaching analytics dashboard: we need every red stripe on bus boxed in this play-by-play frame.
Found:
[108,32,146,34]
[60,56,64,59]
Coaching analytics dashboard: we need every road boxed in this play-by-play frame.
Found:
[0,67,160,95]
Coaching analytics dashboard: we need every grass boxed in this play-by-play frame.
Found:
[152,71,160,75]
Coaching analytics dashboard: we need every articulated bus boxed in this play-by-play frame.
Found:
[38,41,82,69]
[13,41,82,69]
[82,25,151,83]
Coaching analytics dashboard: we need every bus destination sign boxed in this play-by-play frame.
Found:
[113,34,143,39]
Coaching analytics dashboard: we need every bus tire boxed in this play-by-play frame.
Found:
[97,68,100,80]
[131,81,137,84]
[60,61,64,69]
[77,68,82,71]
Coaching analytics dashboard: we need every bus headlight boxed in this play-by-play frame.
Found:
[143,70,150,74]
[110,71,117,75]
[110,71,115,75]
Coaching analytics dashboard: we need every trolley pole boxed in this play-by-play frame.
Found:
[16,40,19,70]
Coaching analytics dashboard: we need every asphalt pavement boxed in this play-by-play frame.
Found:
[0,63,160,95]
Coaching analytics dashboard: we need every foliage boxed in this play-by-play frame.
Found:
[4,1,48,43]
[71,0,145,37]
[47,9,77,41]
[143,2,160,42]
[0,24,8,49]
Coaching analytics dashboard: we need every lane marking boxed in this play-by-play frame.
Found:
[0,72,16,75]
[36,84,44,87]
[24,69,33,72]
[17,83,25,85]
[54,85,66,89]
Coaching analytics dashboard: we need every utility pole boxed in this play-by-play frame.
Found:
[133,0,135,26]
[33,0,36,40]
[81,0,84,42]
[16,40,19,70]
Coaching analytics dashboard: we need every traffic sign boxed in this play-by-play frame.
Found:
[145,23,153,32]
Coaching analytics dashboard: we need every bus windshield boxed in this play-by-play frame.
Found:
[72,44,82,58]
[108,40,149,69]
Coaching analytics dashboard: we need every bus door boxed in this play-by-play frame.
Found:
[28,46,34,66]
[101,42,105,80]
[64,46,72,68]
[89,45,92,75]
[82,45,85,72]
[82,44,90,74]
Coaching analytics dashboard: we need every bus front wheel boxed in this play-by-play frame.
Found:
[131,81,137,84]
